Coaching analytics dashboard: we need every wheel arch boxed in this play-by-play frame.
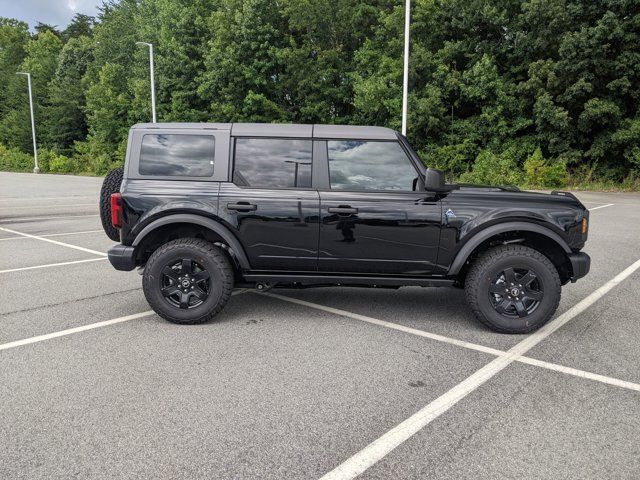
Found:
[448,221,573,282]
[132,214,250,270]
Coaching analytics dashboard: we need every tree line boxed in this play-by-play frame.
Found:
[0,0,638,189]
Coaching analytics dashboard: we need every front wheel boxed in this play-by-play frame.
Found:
[465,245,561,333]
[142,238,234,324]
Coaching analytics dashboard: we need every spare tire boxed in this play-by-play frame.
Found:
[99,167,124,241]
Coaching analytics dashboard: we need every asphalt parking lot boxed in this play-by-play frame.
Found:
[1,171,639,479]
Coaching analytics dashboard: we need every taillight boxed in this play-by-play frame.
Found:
[110,193,123,229]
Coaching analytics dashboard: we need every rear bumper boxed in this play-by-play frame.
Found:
[569,252,590,282]
[108,244,136,271]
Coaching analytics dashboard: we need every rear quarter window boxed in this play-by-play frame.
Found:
[139,134,215,177]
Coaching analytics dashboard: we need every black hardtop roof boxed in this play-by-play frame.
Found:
[131,122,398,140]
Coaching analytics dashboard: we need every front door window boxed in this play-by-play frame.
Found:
[327,140,418,191]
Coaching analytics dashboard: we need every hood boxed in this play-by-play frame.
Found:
[451,184,587,210]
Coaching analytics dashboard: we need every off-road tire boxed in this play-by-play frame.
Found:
[143,238,234,324]
[99,167,124,241]
[465,245,561,334]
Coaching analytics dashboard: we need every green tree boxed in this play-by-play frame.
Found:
[0,0,638,186]
[62,14,96,41]
[44,36,94,152]
[0,18,30,118]
[199,0,289,121]
[82,0,139,156]
[0,30,62,152]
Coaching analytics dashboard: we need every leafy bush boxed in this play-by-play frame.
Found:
[0,144,34,171]
[73,139,123,175]
[48,153,75,173]
[37,148,67,173]
[459,149,524,186]
[524,148,568,188]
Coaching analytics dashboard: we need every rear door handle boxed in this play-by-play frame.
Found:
[227,202,257,212]
[328,206,358,215]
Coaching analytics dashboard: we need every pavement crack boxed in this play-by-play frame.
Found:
[0,287,143,317]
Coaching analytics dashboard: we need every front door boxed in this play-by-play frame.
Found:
[219,137,320,271]
[318,139,442,275]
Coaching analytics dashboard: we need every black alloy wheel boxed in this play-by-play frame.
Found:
[161,258,211,309]
[142,238,234,324]
[488,267,543,318]
[464,245,561,334]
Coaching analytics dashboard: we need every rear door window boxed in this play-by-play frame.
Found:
[139,134,215,177]
[233,138,312,188]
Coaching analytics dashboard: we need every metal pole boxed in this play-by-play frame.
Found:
[401,0,411,136]
[136,42,157,123]
[17,72,38,173]
[149,43,157,123]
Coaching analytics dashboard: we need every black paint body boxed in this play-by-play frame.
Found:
[110,123,590,287]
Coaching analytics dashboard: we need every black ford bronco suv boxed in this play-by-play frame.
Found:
[101,123,590,333]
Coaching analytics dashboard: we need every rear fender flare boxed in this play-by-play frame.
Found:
[132,214,250,270]
[448,221,571,275]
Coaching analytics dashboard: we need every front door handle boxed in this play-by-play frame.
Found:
[227,202,257,212]
[328,206,358,215]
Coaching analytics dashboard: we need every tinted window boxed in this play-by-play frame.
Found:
[328,140,417,191]
[233,138,312,188]
[139,134,215,177]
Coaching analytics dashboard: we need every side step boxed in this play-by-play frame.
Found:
[241,273,455,289]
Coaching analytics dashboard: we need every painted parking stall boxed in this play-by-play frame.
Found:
[0,172,639,479]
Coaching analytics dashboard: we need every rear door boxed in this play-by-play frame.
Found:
[317,139,442,275]
[218,136,320,271]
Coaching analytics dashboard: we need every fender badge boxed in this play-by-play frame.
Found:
[445,209,456,218]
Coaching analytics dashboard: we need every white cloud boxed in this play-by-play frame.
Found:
[0,0,101,30]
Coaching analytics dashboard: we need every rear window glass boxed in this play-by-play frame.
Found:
[233,138,312,188]
[139,134,215,177]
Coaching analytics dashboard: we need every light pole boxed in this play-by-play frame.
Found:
[284,160,312,225]
[136,42,157,123]
[284,160,311,188]
[401,0,411,136]
[16,72,39,173]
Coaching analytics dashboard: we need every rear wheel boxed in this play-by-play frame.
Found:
[142,238,234,324]
[465,245,561,333]
[99,167,124,241]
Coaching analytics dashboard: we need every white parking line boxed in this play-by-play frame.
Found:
[0,229,103,242]
[0,214,99,223]
[589,203,615,211]
[516,356,640,392]
[0,226,106,256]
[0,311,154,352]
[0,203,96,210]
[0,196,96,201]
[265,293,640,392]
[0,257,107,274]
[313,257,640,480]
[264,292,505,357]
[0,290,246,352]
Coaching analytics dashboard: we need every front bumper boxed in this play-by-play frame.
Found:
[108,244,136,271]
[569,252,590,282]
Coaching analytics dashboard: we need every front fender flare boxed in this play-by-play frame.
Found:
[132,213,250,270]
[447,221,571,275]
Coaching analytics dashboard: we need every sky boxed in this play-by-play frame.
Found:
[0,0,102,31]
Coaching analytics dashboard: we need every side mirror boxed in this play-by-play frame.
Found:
[424,168,448,192]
